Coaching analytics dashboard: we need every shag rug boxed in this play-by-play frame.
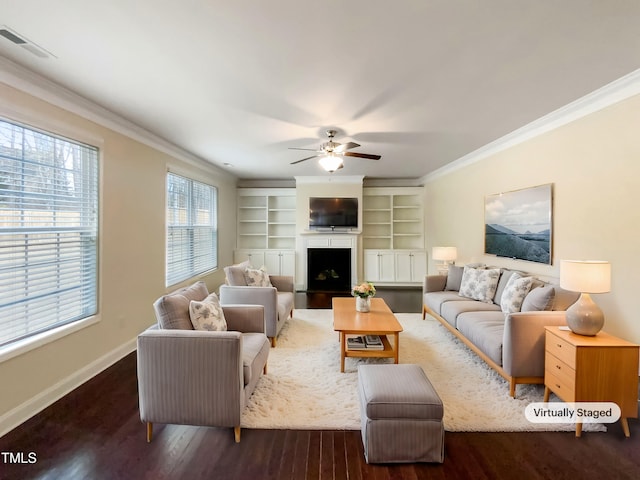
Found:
[241,309,605,432]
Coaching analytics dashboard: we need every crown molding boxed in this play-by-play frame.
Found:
[0,56,236,181]
[295,175,365,184]
[421,68,640,184]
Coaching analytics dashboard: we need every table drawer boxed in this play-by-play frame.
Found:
[545,369,576,402]
[546,330,576,368]
[545,350,576,386]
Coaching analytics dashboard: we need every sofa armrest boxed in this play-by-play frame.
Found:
[423,274,447,294]
[222,305,265,333]
[269,275,294,292]
[502,311,567,378]
[137,327,244,426]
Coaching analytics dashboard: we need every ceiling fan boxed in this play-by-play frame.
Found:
[289,129,381,172]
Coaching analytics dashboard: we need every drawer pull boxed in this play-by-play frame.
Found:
[555,383,561,389]
[556,343,562,348]
[555,365,561,370]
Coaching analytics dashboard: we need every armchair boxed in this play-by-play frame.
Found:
[138,282,269,443]
[219,263,294,347]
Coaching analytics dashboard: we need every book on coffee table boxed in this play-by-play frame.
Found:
[347,336,367,350]
[364,335,384,350]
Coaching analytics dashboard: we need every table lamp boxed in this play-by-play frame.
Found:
[432,246,457,276]
[560,260,611,336]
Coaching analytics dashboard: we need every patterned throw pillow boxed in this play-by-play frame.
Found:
[458,266,501,303]
[189,293,227,331]
[500,273,534,313]
[244,266,272,287]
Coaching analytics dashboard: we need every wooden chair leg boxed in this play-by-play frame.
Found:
[509,379,516,398]
[146,422,153,443]
[270,336,276,348]
[422,305,427,320]
[264,362,268,375]
[234,426,241,443]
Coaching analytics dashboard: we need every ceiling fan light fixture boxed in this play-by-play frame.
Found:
[318,155,343,172]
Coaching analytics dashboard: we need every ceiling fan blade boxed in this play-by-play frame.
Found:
[288,147,321,152]
[334,142,360,153]
[343,152,381,160]
[290,154,322,165]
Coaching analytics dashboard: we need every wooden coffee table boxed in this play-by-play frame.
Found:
[332,297,403,373]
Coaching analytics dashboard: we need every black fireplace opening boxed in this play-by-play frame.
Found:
[307,248,351,293]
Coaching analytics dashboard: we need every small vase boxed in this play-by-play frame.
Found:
[355,296,371,313]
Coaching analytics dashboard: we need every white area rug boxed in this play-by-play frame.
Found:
[241,309,605,432]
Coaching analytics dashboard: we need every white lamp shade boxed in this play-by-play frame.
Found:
[560,260,611,293]
[318,155,343,172]
[432,246,457,262]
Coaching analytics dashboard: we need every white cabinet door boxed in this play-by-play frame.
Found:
[264,250,296,276]
[394,251,427,282]
[378,251,396,282]
[234,250,265,267]
[364,250,381,282]
[410,251,427,282]
[394,252,413,283]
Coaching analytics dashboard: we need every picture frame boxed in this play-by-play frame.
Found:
[484,183,553,265]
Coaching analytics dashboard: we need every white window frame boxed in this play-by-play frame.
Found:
[0,118,99,358]
[166,172,218,286]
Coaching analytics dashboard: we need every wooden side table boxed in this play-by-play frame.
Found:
[543,326,639,437]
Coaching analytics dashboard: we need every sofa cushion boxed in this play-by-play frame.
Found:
[154,281,209,330]
[244,266,272,287]
[423,291,467,316]
[189,293,227,331]
[241,332,270,386]
[521,285,555,311]
[459,266,501,303]
[224,260,251,286]
[277,291,294,320]
[493,269,524,305]
[500,273,534,313]
[456,312,505,366]
[444,265,464,291]
[440,300,501,328]
[551,286,580,311]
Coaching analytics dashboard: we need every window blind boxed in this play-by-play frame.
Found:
[166,173,217,286]
[0,119,98,347]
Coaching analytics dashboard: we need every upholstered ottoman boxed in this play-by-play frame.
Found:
[357,364,444,464]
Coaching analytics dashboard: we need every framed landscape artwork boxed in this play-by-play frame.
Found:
[484,183,553,265]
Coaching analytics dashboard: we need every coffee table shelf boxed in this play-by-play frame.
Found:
[333,297,403,372]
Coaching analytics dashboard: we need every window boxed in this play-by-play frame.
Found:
[166,173,218,286]
[0,119,99,348]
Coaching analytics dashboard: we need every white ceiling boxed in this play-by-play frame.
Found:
[1,1,640,180]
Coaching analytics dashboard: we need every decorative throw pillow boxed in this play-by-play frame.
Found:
[189,293,227,331]
[521,285,556,312]
[500,273,534,313]
[244,265,272,287]
[445,265,464,291]
[458,266,501,303]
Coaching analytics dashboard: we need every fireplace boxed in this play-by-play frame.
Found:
[307,248,351,292]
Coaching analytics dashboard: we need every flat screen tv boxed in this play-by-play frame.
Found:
[309,197,358,229]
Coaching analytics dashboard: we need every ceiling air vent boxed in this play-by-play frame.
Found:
[0,26,53,59]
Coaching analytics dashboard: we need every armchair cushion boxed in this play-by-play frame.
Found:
[189,293,227,331]
[154,281,209,330]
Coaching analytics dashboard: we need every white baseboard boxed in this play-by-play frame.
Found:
[0,338,137,438]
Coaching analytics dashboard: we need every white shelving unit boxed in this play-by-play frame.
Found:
[362,187,425,284]
[236,188,296,276]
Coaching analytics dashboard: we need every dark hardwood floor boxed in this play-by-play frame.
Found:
[1,289,639,479]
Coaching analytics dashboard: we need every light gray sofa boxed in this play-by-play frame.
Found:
[219,262,294,347]
[422,266,579,397]
[137,281,270,443]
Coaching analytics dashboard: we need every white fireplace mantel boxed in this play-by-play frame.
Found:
[302,234,358,290]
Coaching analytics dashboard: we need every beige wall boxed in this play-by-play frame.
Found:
[425,93,640,343]
[0,83,238,432]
